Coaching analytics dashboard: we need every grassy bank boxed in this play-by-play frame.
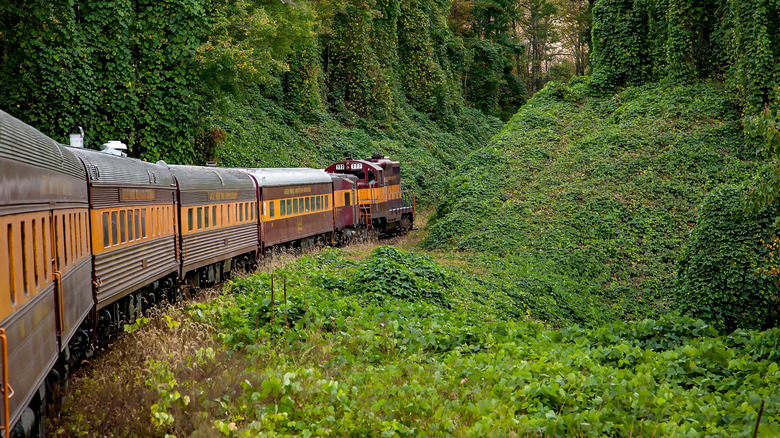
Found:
[211,91,503,204]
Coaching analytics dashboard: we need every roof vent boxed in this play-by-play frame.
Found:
[100,141,127,157]
[69,126,85,148]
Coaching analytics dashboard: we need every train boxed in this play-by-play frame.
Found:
[0,110,414,437]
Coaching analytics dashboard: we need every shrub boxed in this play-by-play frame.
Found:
[676,184,780,331]
[350,246,450,307]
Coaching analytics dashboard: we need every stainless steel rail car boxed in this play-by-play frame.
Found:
[70,148,180,332]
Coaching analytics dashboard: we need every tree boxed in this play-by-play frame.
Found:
[516,0,558,93]
[449,0,474,37]
[198,0,316,96]
[556,0,591,76]
[677,184,780,331]
[746,89,780,216]
[459,0,527,119]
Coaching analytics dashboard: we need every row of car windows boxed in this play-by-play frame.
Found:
[187,201,255,232]
[5,211,88,307]
[266,195,330,219]
[4,190,357,307]
[102,206,173,248]
[97,192,352,249]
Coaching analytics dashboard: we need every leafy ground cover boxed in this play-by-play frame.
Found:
[56,247,780,437]
[425,78,761,326]
[211,90,503,203]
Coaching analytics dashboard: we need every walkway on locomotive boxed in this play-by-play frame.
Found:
[329,173,359,231]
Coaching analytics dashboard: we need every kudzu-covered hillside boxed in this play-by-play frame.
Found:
[426,78,765,327]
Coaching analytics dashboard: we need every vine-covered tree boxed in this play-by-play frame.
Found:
[451,0,527,120]
[590,0,779,108]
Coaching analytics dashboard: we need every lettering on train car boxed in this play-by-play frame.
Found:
[283,187,313,195]
[386,175,399,183]
[120,188,156,201]
[208,191,239,201]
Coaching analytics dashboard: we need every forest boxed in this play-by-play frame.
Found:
[0,0,594,164]
[2,0,780,436]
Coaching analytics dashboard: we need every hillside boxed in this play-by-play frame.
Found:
[0,0,506,202]
[211,95,502,202]
[426,79,760,326]
[0,0,512,172]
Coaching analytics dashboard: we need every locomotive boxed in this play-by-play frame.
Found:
[0,110,414,436]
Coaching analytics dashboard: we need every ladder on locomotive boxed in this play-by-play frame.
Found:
[359,184,375,231]
[360,205,373,231]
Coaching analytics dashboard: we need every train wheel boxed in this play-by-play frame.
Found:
[400,216,411,233]
[97,309,113,344]
[12,383,47,438]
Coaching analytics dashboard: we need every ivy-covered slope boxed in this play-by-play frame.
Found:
[211,92,502,202]
[426,78,760,326]
[0,0,509,167]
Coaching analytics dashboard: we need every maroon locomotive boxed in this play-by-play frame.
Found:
[325,154,414,234]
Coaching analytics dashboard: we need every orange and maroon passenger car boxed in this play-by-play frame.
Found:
[167,165,258,287]
[244,168,334,251]
[0,110,91,435]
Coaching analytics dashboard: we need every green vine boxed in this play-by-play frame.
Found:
[591,0,779,109]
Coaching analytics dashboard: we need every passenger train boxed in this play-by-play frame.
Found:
[0,110,414,436]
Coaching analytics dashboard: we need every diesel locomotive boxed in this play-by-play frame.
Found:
[0,110,414,437]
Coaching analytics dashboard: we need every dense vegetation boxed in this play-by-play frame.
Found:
[0,0,597,184]
[0,0,537,166]
[425,78,762,326]
[8,0,780,434]
[420,0,780,330]
[210,95,501,201]
[59,249,780,436]
[676,185,780,331]
[591,0,779,113]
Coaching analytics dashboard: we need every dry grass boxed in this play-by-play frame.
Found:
[50,303,220,436]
